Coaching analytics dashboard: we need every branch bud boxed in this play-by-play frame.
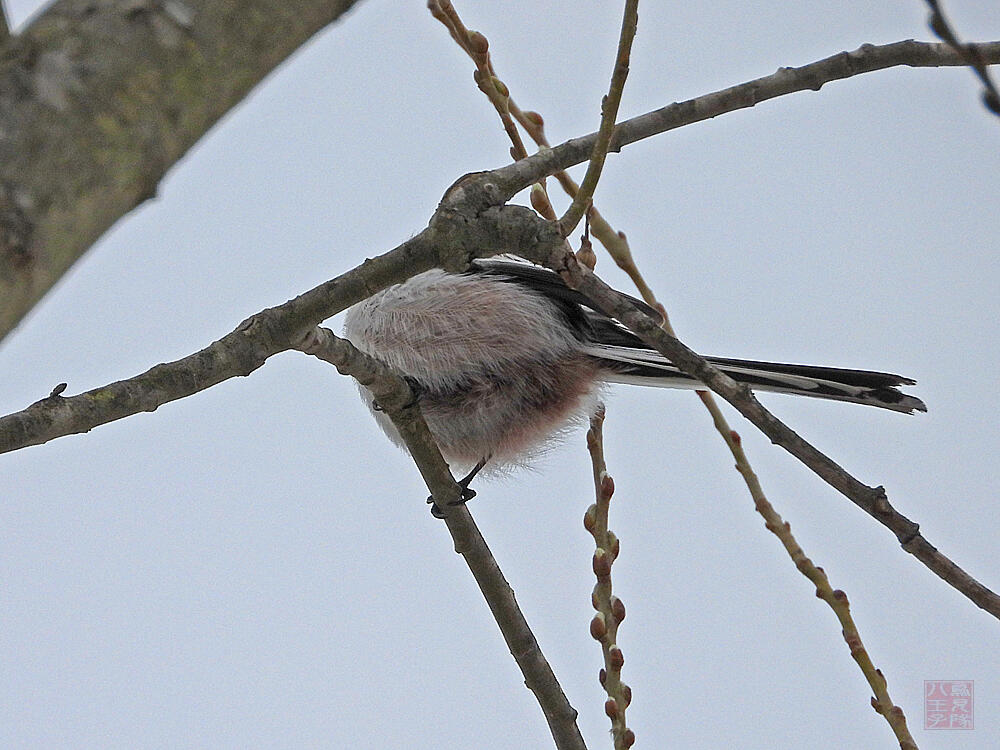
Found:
[524,110,544,128]
[590,613,607,640]
[593,548,611,578]
[608,645,624,670]
[611,596,626,623]
[467,31,489,55]
[576,236,596,270]
[608,532,620,560]
[604,698,618,719]
[529,184,551,217]
[600,473,615,500]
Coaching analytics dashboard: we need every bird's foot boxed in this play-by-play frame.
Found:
[428,484,477,519]
[427,457,488,518]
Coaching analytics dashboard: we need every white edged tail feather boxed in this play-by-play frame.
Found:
[587,344,927,414]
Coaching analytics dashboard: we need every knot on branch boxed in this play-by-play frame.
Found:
[438,170,504,217]
[428,193,564,272]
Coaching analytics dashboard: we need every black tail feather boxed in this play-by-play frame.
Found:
[592,349,926,414]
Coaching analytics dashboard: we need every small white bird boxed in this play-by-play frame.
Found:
[344,259,925,491]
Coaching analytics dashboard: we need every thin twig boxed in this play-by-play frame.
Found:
[559,0,638,237]
[584,407,634,750]
[487,40,1000,203]
[296,327,589,750]
[428,0,646,286]
[923,1,1000,115]
[427,1,531,162]
[514,243,1000,621]
[427,1,559,221]
[718,418,918,748]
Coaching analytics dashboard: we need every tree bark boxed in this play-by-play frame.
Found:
[0,0,362,343]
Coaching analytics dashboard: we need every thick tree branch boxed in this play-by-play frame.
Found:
[0,0,364,344]
[1,35,996,347]
[295,327,589,750]
[0,203,558,454]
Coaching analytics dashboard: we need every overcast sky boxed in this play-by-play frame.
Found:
[2,1,999,748]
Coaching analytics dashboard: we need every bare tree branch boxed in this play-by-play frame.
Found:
[583,407,634,750]
[0,0,365,344]
[2,40,999,621]
[724,425,917,748]
[427,1,564,223]
[1,33,995,347]
[0,203,553,455]
[0,227,436,454]
[558,0,638,237]
[295,326,589,750]
[427,1,532,164]
[488,40,1000,202]
[515,241,1000,620]
[923,1,1000,115]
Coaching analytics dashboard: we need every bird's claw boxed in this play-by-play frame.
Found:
[427,486,477,518]
[426,457,488,518]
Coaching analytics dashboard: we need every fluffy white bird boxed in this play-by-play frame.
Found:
[344,259,925,491]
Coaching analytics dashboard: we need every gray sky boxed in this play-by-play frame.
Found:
[2,1,999,748]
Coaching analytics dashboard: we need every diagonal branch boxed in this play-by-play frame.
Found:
[0,226,439,455]
[427,1,531,163]
[295,327,589,750]
[727,424,917,747]
[0,0,366,344]
[517,242,1000,620]
[923,1,1000,115]
[558,0,639,237]
[0,203,555,455]
[488,40,1000,202]
[427,0,563,223]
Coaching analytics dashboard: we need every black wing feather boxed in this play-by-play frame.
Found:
[469,259,660,334]
[465,259,925,412]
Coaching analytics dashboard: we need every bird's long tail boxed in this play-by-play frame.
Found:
[589,344,926,414]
